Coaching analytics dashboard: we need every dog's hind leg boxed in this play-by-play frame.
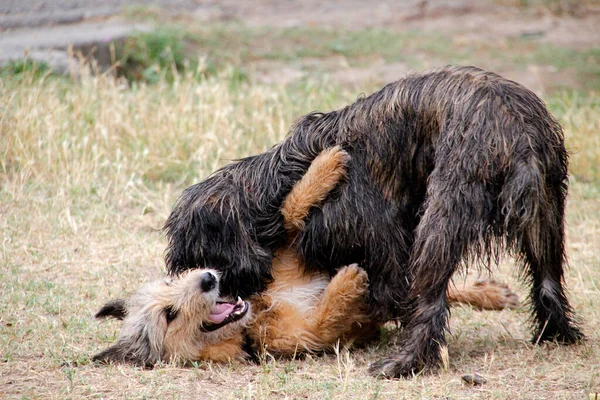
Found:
[252,264,373,356]
[447,280,519,310]
[517,183,583,344]
[308,264,375,345]
[495,136,583,345]
[276,264,373,353]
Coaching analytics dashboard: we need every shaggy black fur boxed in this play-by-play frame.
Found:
[164,66,583,377]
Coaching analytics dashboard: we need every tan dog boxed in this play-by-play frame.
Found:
[94,147,518,366]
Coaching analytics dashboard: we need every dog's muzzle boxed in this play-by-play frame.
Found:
[200,297,249,332]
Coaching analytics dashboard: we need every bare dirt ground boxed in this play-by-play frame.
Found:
[206,0,599,48]
[0,0,197,29]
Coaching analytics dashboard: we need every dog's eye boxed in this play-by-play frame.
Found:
[164,306,178,324]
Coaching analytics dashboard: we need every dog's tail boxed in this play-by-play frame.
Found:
[408,66,569,258]
[496,92,568,255]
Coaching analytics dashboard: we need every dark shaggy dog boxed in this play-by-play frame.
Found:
[164,66,583,377]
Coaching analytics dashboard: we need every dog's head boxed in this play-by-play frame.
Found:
[93,269,251,367]
[163,171,283,299]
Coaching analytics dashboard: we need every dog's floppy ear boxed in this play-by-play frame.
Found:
[95,299,128,320]
[93,308,166,368]
[92,340,158,369]
[93,343,140,366]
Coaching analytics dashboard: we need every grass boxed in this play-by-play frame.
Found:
[548,92,600,183]
[110,23,600,91]
[0,59,55,81]
[115,26,190,84]
[1,19,599,399]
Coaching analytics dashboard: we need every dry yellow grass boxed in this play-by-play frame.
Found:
[549,92,600,183]
[1,70,598,399]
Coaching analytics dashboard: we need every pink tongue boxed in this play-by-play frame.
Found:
[209,303,235,323]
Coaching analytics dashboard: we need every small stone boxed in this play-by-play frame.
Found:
[462,373,487,386]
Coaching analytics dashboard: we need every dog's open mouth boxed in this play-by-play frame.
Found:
[200,297,249,332]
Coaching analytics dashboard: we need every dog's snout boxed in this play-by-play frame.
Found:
[200,272,217,292]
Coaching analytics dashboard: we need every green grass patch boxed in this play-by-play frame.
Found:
[113,26,249,85]
[175,23,600,91]
[185,24,456,67]
[114,27,192,83]
[0,59,53,81]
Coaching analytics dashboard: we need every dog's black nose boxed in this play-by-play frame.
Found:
[200,272,217,292]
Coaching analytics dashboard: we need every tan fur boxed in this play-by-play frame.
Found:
[248,263,376,357]
[281,146,350,233]
[93,269,249,366]
[94,146,519,365]
[196,336,246,362]
[159,272,248,363]
[447,280,519,310]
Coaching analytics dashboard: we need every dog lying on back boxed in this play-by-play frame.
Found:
[93,147,518,366]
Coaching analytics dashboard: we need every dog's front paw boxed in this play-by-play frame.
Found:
[336,263,368,293]
[368,353,423,379]
[328,145,351,166]
[339,263,367,281]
